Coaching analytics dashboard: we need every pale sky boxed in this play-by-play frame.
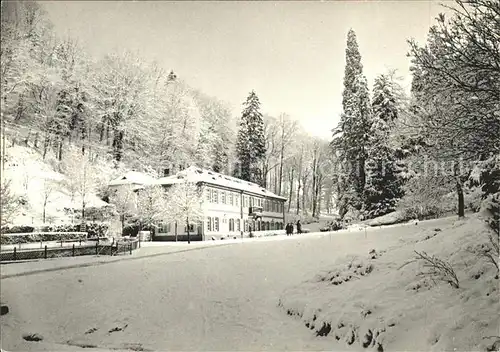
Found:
[42,1,450,140]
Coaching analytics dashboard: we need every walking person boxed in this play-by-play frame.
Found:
[296,220,302,234]
[285,222,291,236]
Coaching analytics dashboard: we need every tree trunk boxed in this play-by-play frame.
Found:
[106,124,110,146]
[311,161,317,217]
[24,130,31,146]
[454,163,465,218]
[456,179,465,218]
[42,133,50,159]
[82,201,86,222]
[296,151,303,216]
[296,178,301,216]
[57,140,63,161]
[186,216,190,244]
[288,168,294,213]
[278,148,284,196]
[112,129,124,162]
[99,123,104,142]
[301,175,308,215]
[121,214,125,235]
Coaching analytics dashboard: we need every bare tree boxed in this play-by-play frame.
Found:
[111,186,137,234]
[0,178,19,227]
[61,148,98,221]
[277,113,298,196]
[41,179,55,223]
[136,185,167,238]
[164,181,204,244]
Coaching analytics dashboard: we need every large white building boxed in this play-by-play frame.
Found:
[109,166,287,241]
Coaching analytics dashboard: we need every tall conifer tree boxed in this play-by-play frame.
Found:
[364,74,404,218]
[235,91,266,184]
[331,29,372,217]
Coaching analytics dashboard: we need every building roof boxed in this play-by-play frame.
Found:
[157,166,287,201]
[109,171,157,186]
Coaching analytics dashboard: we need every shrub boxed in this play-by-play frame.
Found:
[400,205,444,221]
[122,223,140,237]
[324,219,346,231]
[414,250,460,289]
[1,225,35,234]
[85,223,109,238]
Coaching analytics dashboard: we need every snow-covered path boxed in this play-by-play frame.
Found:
[1,218,453,351]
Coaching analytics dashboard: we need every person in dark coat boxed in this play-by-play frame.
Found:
[285,222,291,236]
[296,220,302,234]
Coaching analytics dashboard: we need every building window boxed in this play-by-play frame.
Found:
[158,222,171,233]
[222,191,226,204]
[236,219,240,231]
[229,192,234,206]
[229,219,234,231]
[185,224,195,232]
[244,220,248,231]
[207,217,211,231]
[206,188,211,202]
[212,190,218,203]
[215,217,219,231]
[235,194,239,207]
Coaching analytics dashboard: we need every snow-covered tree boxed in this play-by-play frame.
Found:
[61,148,99,221]
[41,178,55,223]
[331,29,373,217]
[164,181,204,243]
[407,0,500,218]
[136,185,167,236]
[193,92,235,173]
[364,73,404,218]
[111,186,137,233]
[0,178,20,227]
[235,91,266,185]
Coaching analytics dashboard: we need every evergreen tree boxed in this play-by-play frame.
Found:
[364,74,404,218]
[331,29,372,217]
[235,91,266,184]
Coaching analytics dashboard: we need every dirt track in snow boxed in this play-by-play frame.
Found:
[0,218,452,351]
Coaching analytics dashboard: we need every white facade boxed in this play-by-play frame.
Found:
[155,167,286,240]
[108,167,286,241]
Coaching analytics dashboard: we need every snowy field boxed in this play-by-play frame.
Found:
[1,216,498,351]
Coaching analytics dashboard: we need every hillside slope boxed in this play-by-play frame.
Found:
[279,215,500,351]
[2,142,110,226]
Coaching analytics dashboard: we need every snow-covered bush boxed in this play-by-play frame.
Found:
[0,225,35,234]
[397,174,453,221]
[463,186,483,213]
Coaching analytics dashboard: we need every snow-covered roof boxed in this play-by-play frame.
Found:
[109,171,157,186]
[157,166,287,201]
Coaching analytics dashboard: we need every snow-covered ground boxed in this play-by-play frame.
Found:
[2,215,496,352]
